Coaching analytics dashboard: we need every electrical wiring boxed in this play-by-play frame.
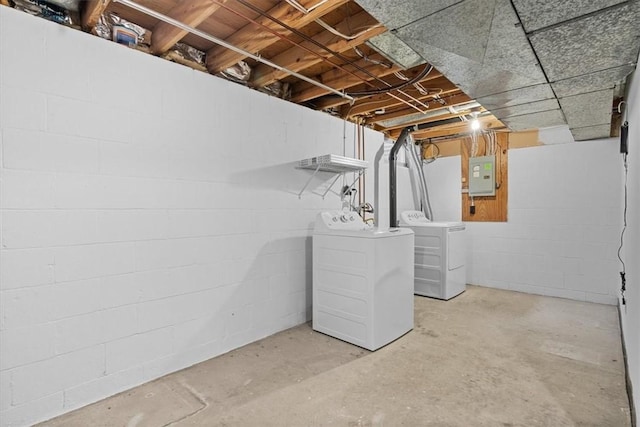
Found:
[470,132,479,158]
[394,73,438,100]
[314,18,382,41]
[284,0,328,14]
[397,90,431,111]
[354,46,392,68]
[420,141,440,164]
[618,151,628,305]
[616,100,628,305]
[229,0,435,115]
[482,129,497,155]
[229,0,430,114]
[493,138,502,189]
[432,94,447,105]
[482,131,490,155]
[413,82,429,95]
[394,73,438,97]
[346,64,434,97]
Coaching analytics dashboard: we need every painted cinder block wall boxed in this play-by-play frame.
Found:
[620,67,639,421]
[424,139,623,305]
[0,6,383,426]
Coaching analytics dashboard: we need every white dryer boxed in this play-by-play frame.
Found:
[313,211,414,351]
[400,211,466,300]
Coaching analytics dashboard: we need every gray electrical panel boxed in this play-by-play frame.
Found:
[469,155,496,196]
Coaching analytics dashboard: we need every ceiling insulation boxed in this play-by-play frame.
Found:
[355,0,640,140]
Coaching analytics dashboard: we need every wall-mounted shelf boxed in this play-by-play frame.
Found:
[297,154,368,198]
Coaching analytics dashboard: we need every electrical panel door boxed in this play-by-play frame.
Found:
[469,155,495,196]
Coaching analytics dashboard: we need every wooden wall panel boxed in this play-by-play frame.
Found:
[461,132,508,222]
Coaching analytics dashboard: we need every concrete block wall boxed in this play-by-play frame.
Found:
[620,68,639,420]
[424,139,623,305]
[0,7,383,426]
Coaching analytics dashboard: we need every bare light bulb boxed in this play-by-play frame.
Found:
[470,118,481,131]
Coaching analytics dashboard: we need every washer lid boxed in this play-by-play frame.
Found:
[399,210,430,226]
[399,211,465,229]
[401,221,465,229]
[427,221,465,228]
[314,227,414,239]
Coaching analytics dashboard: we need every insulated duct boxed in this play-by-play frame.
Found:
[389,126,415,228]
[390,120,451,227]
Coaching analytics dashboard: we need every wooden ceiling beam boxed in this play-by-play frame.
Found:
[291,61,400,104]
[206,0,349,73]
[81,0,111,31]
[368,92,473,128]
[250,12,385,87]
[386,116,505,139]
[376,105,478,135]
[293,65,441,105]
[341,77,459,117]
[302,67,442,110]
[151,0,227,55]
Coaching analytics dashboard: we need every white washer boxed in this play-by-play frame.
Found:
[400,210,466,300]
[313,211,414,351]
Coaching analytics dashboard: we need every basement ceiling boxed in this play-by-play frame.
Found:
[11,0,640,141]
[356,0,640,140]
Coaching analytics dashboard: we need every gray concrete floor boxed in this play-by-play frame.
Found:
[41,286,631,426]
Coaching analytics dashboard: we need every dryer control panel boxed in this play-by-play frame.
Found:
[400,210,430,225]
[315,211,367,232]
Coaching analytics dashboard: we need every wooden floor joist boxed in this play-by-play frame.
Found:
[250,12,385,87]
[151,0,228,55]
[81,0,111,31]
[206,0,349,73]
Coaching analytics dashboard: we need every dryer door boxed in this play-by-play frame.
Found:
[447,227,466,270]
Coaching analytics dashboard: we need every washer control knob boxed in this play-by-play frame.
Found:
[340,214,348,223]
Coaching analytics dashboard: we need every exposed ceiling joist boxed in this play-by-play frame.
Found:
[151,0,228,54]
[296,64,436,109]
[370,92,473,128]
[291,58,401,103]
[389,115,505,139]
[205,0,349,73]
[343,76,458,117]
[81,0,111,30]
[29,0,639,142]
[250,11,385,87]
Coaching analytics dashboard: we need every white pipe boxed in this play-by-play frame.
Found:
[314,18,381,41]
[114,0,353,101]
[387,92,428,115]
[398,90,430,110]
[285,0,329,14]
